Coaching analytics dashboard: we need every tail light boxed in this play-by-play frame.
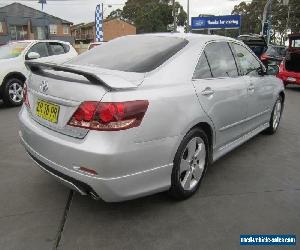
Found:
[23,82,30,107]
[68,100,149,131]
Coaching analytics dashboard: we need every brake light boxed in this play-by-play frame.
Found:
[23,82,30,107]
[68,100,149,131]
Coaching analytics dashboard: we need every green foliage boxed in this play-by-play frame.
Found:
[108,0,187,33]
[232,0,300,44]
[107,8,123,19]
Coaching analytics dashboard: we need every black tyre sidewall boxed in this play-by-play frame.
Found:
[2,78,24,107]
[170,128,209,200]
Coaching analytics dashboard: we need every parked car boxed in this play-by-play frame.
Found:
[277,33,300,86]
[19,34,284,202]
[88,42,105,50]
[260,45,287,65]
[237,34,268,60]
[0,40,78,106]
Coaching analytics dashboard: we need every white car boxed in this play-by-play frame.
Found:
[0,40,78,106]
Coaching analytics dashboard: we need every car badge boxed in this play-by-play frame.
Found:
[40,80,49,93]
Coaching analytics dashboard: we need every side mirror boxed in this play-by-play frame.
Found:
[267,65,279,75]
[257,66,266,76]
[26,52,40,60]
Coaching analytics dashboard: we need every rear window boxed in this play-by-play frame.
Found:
[69,36,188,73]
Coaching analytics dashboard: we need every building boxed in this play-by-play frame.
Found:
[71,18,136,44]
[0,2,74,45]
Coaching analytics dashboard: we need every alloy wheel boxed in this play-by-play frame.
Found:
[8,82,23,104]
[272,100,282,130]
[179,137,206,191]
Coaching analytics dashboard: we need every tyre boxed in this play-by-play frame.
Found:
[2,78,24,107]
[265,96,283,135]
[169,128,209,200]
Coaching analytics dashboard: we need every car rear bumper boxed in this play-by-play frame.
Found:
[19,107,176,202]
[278,71,300,85]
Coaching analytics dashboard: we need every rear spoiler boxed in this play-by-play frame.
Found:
[25,61,138,91]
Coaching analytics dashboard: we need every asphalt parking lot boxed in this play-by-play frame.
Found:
[0,87,300,250]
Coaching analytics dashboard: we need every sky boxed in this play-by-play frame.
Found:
[0,0,246,24]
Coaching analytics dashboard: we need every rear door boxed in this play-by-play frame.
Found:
[192,41,248,149]
[230,42,274,133]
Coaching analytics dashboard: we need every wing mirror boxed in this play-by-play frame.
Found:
[257,66,267,76]
[26,52,40,60]
[267,65,279,76]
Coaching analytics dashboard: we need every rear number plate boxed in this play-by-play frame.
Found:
[36,99,60,124]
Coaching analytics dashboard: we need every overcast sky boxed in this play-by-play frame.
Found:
[0,0,246,24]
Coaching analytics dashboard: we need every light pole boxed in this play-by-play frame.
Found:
[172,0,177,32]
[187,0,190,32]
[38,0,46,11]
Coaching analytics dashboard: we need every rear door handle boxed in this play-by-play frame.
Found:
[201,87,215,97]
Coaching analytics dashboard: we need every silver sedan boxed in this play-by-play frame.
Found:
[19,33,284,202]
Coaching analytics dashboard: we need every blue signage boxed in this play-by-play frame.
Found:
[192,15,241,30]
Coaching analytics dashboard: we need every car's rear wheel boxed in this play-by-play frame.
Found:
[2,78,24,107]
[265,96,283,134]
[169,128,209,200]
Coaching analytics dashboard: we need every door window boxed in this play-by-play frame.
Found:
[48,42,66,55]
[193,52,212,79]
[204,42,238,78]
[27,42,49,58]
[231,43,261,76]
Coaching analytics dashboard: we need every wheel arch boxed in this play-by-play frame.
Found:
[190,122,214,163]
[279,91,285,104]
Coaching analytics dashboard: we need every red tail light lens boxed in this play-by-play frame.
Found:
[23,82,30,107]
[68,100,149,131]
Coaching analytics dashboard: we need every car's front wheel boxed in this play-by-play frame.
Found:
[265,96,283,134]
[169,128,209,200]
[2,78,24,107]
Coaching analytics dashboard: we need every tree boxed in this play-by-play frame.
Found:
[231,0,300,45]
[118,0,187,33]
[107,8,123,19]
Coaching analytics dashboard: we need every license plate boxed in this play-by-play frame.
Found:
[36,99,60,124]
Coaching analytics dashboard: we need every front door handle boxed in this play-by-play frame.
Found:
[201,87,215,97]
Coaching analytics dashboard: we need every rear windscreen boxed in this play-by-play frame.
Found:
[69,36,188,73]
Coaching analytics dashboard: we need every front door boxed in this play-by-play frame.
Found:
[230,43,274,133]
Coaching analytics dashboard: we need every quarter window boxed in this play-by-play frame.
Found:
[193,52,212,79]
[0,22,3,33]
[231,43,261,76]
[204,42,238,78]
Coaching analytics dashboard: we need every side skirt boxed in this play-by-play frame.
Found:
[212,122,269,162]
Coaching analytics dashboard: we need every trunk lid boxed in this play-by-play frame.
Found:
[25,62,144,138]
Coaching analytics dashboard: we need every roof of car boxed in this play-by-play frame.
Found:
[11,40,71,44]
[131,32,236,43]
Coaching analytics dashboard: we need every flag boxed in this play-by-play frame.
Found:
[95,4,104,42]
